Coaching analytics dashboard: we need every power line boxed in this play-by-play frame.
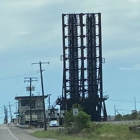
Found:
[109,99,140,103]
[0,72,38,81]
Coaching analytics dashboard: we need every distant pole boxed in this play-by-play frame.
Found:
[48,94,51,126]
[32,61,49,131]
[49,94,51,109]
[29,78,32,126]
[4,105,8,124]
[134,97,137,111]
[9,102,12,122]
[114,105,116,120]
[24,77,37,126]
[15,101,17,113]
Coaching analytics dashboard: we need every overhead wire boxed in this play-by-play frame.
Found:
[108,99,140,103]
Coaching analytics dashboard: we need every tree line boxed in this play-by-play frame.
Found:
[115,111,139,121]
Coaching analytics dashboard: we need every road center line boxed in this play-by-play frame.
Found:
[8,128,19,140]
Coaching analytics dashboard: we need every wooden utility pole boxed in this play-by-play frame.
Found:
[9,102,12,122]
[48,94,51,109]
[134,97,137,111]
[31,61,49,131]
[24,77,37,126]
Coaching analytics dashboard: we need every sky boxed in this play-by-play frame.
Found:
[0,0,140,123]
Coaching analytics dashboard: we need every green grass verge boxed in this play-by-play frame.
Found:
[31,123,140,140]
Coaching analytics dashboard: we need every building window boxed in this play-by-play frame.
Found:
[21,100,35,108]
[21,100,30,106]
[31,100,35,109]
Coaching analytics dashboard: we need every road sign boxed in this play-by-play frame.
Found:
[73,108,78,116]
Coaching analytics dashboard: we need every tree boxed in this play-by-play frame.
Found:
[115,114,122,121]
[123,114,131,120]
[64,104,91,134]
[130,111,139,120]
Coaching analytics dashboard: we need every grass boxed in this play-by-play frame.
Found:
[31,123,140,140]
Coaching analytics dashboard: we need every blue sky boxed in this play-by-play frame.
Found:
[0,0,140,123]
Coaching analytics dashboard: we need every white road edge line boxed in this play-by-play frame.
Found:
[8,128,19,140]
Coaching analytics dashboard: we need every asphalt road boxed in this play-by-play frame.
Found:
[0,124,17,140]
[0,123,56,140]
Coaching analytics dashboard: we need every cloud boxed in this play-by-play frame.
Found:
[16,31,30,35]
[104,47,140,61]
[129,0,140,2]
[119,64,140,71]
[2,0,66,9]
[100,0,140,43]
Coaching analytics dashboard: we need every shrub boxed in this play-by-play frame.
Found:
[64,104,91,134]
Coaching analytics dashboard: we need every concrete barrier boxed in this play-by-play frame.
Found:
[16,123,29,129]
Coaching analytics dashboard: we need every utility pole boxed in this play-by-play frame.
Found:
[32,61,49,131]
[114,105,116,120]
[24,77,37,126]
[48,94,51,109]
[48,94,51,126]
[4,105,8,124]
[134,97,137,111]
[9,102,12,122]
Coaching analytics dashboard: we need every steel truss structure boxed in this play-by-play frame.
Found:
[56,13,108,121]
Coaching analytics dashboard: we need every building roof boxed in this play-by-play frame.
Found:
[15,95,48,100]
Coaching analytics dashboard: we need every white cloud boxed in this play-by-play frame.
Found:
[2,0,66,9]
[119,64,140,71]
[104,47,140,61]
[129,0,140,2]
[16,31,30,35]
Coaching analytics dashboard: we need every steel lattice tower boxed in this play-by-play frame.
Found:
[56,13,107,121]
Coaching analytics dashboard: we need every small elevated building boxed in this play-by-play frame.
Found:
[15,95,48,127]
